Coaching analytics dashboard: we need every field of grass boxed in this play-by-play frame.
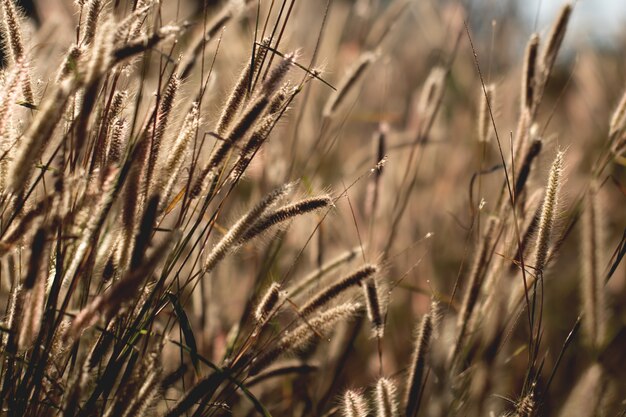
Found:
[0,0,624,416]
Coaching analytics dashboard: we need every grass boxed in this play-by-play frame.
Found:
[0,0,624,416]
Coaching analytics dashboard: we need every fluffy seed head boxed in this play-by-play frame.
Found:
[533,150,564,274]
[82,0,102,45]
[107,118,127,166]
[363,278,384,338]
[240,195,333,242]
[540,3,572,79]
[1,0,25,61]
[375,378,399,417]
[522,33,540,110]
[1,0,34,103]
[262,53,295,96]
[254,282,283,323]
[249,303,362,375]
[202,183,294,274]
[215,44,269,136]
[343,390,369,417]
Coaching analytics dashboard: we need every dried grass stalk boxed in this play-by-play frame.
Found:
[288,246,363,297]
[9,78,74,192]
[478,84,497,143]
[581,181,606,349]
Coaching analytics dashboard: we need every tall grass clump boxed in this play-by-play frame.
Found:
[0,1,623,416]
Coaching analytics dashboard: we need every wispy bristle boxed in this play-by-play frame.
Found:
[106,90,128,130]
[82,0,102,45]
[93,91,128,171]
[343,390,369,417]
[1,0,34,104]
[215,46,269,137]
[225,95,269,144]
[375,378,399,417]
[1,0,25,60]
[0,58,24,138]
[231,85,292,180]
[514,392,537,417]
[119,368,161,417]
[268,85,290,115]
[288,304,362,350]
[231,113,275,180]
[62,170,119,289]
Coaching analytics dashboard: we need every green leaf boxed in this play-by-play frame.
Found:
[167,292,200,373]
[170,339,273,417]
[17,101,37,110]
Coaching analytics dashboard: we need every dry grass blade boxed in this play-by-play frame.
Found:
[405,313,432,417]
